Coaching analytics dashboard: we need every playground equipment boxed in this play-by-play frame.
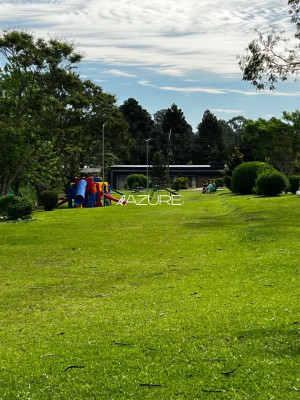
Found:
[57,177,126,208]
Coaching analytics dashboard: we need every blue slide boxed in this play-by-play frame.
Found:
[74,179,87,206]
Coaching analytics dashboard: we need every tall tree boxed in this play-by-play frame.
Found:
[0,30,131,195]
[239,0,300,90]
[119,98,153,164]
[160,104,193,165]
[0,30,83,195]
[193,110,225,164]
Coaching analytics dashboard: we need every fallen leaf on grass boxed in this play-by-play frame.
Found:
[202,389,227,393]
[292,385,300,392]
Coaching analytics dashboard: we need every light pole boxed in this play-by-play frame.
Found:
[102,123,105,207]
[145,138,152,192]
[167,129,172,186]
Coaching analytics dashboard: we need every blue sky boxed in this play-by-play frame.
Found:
[0,0,299,130]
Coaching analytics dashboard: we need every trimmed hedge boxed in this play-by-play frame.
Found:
[39,190,59,211]
[255,171,288,196]
[231,162,270,195]
[1,196,33,220]
[0,195,15,216]
[288,175,300,194]
[126,174,147,190]
[170,177,189,191]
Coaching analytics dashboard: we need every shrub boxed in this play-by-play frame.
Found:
[170,177,189,191]
[39,190,59,211]
[0,195,15,216]
[126,174,147,190]
[288,175,300,194]
[255,171,288,196]
[6,196,33,220]
[231,161,271,194]
[215,178,224,188]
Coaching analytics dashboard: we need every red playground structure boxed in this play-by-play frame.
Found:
[57,177,126,208]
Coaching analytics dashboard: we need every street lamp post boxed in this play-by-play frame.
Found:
[102,123,105,207]
[167,129,172,186]
[145,138,152,192]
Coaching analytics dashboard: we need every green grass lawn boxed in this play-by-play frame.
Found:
[0,190,299,399]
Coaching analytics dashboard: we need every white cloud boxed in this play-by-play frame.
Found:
[104,69,137,78]
[159,86,225,94]
[138,80,157,87]
[0,0,292,77]
[212,109,244,114]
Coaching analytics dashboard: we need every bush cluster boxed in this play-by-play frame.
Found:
[126,174,147,190]
[231,161,291,196]
[254,171,288,196]
[0,195,32,220]
[231,162,269,195]
[39,190,59,211]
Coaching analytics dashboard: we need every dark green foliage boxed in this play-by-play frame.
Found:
[150,151,167,183]
[255,171,288,196]
[6,196,32,219]
[215,178,224,188]
[0,195,15,216]
[222,146,244,190]
[160,104,193,165]
[288,175,300,194]
[119,98,153,164]
[193,110,225,164]
[170,177,189,191]
[39,190,59,211]
[240,116,300,175]
[126,174,147,190]
[231,161,270,194]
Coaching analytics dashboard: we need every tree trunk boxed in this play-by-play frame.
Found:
[3,165,23,196]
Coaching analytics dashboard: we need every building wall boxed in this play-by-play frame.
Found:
[110,165,223,189]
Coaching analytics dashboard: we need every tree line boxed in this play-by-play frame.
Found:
[1,1,300,197]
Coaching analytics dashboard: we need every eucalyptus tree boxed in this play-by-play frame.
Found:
[239,0,300,90]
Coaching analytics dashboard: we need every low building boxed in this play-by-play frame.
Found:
[110,163,224,189]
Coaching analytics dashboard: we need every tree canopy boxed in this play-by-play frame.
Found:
[0,30,130,195]
[240,113,300,175]
[193,110,225,164]
[239,0,300,90]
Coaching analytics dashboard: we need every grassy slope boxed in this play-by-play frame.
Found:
[0,191,299,399]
